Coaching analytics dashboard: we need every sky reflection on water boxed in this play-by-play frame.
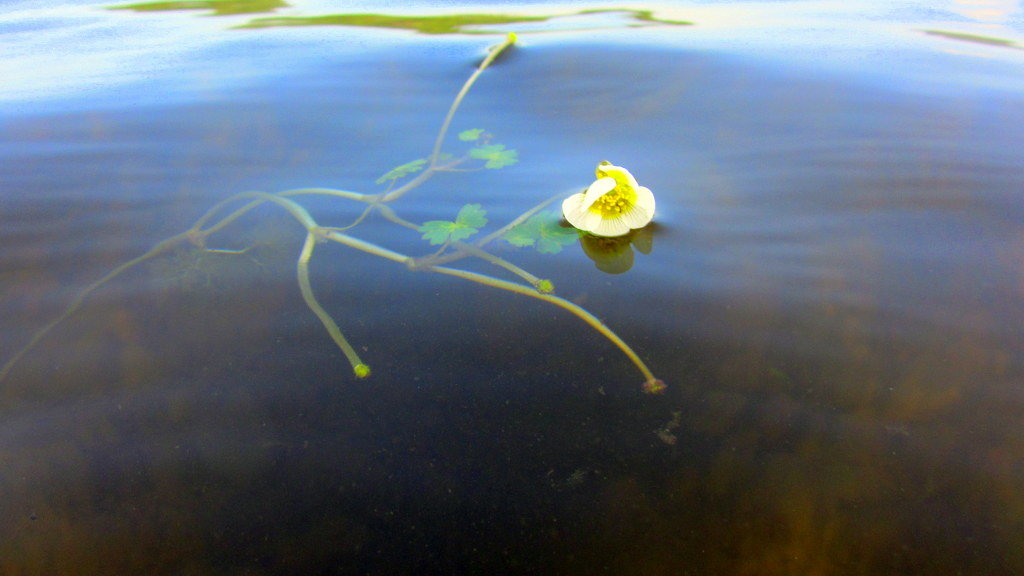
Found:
[1,1,1024,574]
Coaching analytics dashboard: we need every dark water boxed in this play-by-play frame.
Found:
[2,1,1024,574]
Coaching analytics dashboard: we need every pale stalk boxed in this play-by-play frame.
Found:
[376,205,547,289]
[321,230,411,264]
[297,232,369,379]
[278,187,379,203]
[425,192,566,268]
[197,191,317,232]
[379,168,436,204]
[204,194,373,378]
[193,188,377,240]
[0,232,190,382]
[374,204,421,231]
[2,192,323,383]
[448,241,547,290]
[383,33,516,203]
[318,230,656,385]
[475,192,564,247]
[429,265,658,385]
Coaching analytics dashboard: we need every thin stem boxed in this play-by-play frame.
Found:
[380,167,436,204]
[422,192,567,269]
[1,192,333,383]
[447,241,546,289]
[378,204,548,290]
[208,192,317,231]
[297,232,370,379]
[193,187,377,241]
[191,197,264,235]
[429,265,658,385]
[209,194,376,379]
[382,33,516,204]
[320,203,375,233]
[476,192,563,248]
[431,33,517,165]
[316,228,656,385]
[375,204,421,231]
[278,187,380,203]
[321,230,411,264]
[0,232,190,382]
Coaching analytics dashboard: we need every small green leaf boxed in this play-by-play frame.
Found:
[535,228,579,254]
[418,204,488,245]
[504,211,578,254]
[458,128,485,141]
[503,224,537,247]
[418,221,458,245]
[454,203,488,229]
[469,144,518,169]
[376,158,426,184]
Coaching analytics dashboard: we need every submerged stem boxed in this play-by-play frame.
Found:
[197,191,317,233]
[321,230,411,264]
[429,265,658,385]
[430,33,517,165]
[193,188,376,241]
[0,232,190,383]
[297,232,370,379]
[383,33,516,203]
[448,241,546,290]
[374,204,421,231]
[476,192,564,248]
[317,228,656,386]
[2,36,661,392]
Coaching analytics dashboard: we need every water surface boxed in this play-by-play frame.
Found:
[2,1,1023,574]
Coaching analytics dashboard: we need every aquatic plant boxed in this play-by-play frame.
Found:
[0,34,663,393]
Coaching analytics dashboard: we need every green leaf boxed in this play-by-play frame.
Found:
[469,144,518,169]
[376,158,426,184]
[458,128,485,141]
[503,226,536,247]
[535,228,579,254]
[454,203,488,229]
[504,211,578,254]
[418,221,459,245]
[418,204,488,245]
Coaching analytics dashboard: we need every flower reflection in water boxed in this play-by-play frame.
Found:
[579,225,655,274]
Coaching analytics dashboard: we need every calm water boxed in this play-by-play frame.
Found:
[2,1,1024,574]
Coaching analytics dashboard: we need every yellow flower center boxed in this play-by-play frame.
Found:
[590,190,631,217]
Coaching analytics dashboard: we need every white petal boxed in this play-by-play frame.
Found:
[581,177,616,205]
[562,193,601,232]
[634,186,656,215]
[613,164,640,190]
[589,216,631,237]
[618,204,652,229]
[575,209,606,233]
[599,164,639,190]
[561,193,585,225]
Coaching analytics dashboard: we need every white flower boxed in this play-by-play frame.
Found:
[561,162,655,237]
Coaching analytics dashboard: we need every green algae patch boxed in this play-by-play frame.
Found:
[235,9,691,34]
[237,13,549,34]
[923,29,1021,50]
[109,0,288,16]
[106,2,692,34]
[581,8,692,27]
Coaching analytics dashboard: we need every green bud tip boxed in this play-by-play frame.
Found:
[354,364,371,379]
[535,279,554,294]
[507,32,517,44]
[642,378,667,395]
